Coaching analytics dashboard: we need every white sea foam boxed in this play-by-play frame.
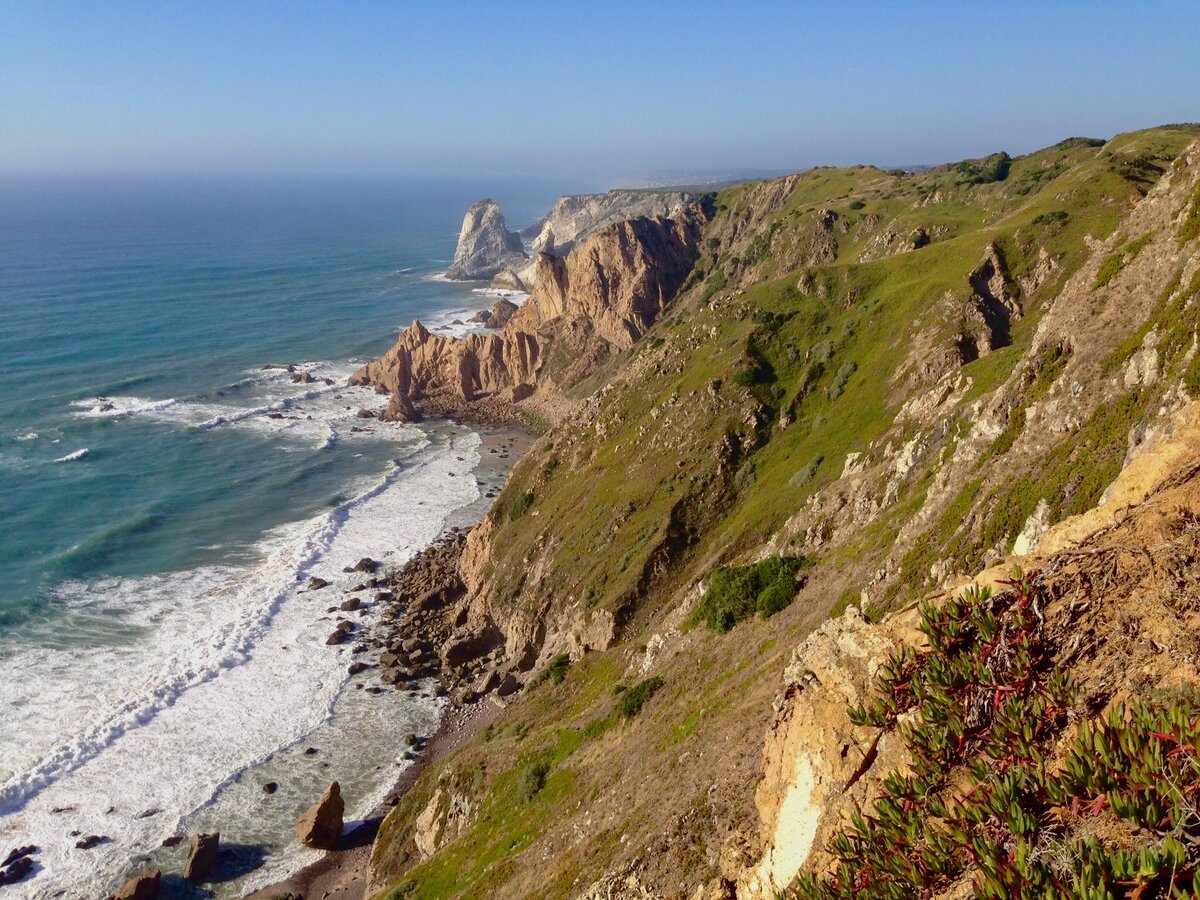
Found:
[0,425,484,898]
[15,432,39,441]
[69,362,394,450]
[52,448,88,463]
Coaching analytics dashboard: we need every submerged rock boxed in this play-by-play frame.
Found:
[296,781,344,849]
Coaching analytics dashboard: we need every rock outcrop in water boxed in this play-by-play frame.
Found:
[445,200,528,281]
[353,206,707,423]
[296,781,344,849]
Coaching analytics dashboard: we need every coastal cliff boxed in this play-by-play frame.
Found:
[524,189,696,257]
[342,127,1200,900]
[352,207,708,423]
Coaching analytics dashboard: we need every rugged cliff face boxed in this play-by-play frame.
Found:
[361,127,1200,900]
[445,199,528,281]
[352,208,707,423]
[526,189,697,257]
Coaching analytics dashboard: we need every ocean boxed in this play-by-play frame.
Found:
[0,174,575,897]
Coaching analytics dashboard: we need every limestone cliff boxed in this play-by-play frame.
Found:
[445,199,528,281]
[352,207,706,422]
[525,189,696,257]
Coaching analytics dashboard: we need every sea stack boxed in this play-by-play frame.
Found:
[296,780,345,849]
[445,199,528,280]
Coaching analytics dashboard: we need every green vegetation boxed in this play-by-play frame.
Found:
[692,556,807,632]
[516,760,549,802]
[701,268,727,302]
[1180,183,1200,246]
[529,653,571,688]
[616,676,664,721]
[508,491,535,522]
[799,575,1200,899]
[1094,230,1155,288]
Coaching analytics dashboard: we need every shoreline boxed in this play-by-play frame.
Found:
[244,422,533,900]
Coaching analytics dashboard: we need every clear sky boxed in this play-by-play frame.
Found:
[2,0,1199,180]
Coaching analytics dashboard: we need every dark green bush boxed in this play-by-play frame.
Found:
[692,555,808,632]
[508,491,535,522]
[529,653,570,688]
[516,760,549,802]
[616,676,664,720]
[848,199,866,210]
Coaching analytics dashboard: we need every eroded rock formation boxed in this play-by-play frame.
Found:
[445,199,528,281]
[353,208,706,422]
[525,189,695,257]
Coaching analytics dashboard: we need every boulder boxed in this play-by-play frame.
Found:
[75,834,106,849]
[339,597,361,612]
[353,557,380,573]
[307,576,330,590]
[112,867,161,899]
[183,832,219,881]
[326,630,349,646]
[0,856,33,886]
[296,782,344,850]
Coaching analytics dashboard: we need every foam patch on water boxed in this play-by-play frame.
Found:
[0,427,483,898]
[52,448,89,463]
[69,362,397,450]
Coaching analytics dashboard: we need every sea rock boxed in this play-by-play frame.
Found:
[75,834,106,849]
[183,832,219,881]
[380,667,406,685]
[483,298,518,329]
[340,597,361,611]
[445,200,528,281]
[0,855,33,886]
[263,782,278,794]
[489,269,526,292]
[348,661,369,675]
[326,630,349,646]
[308,576,330,590]
[2,846,37,868]
[296,781,344,850]
[356,408,376,419]
[354,557,380,573]
[112,867,161,899]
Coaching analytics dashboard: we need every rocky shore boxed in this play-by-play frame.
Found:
[238,428,533,900]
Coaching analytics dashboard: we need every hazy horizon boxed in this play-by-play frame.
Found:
[3,1,1199,182]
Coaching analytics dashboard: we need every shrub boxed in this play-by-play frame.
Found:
[848,199,866,210]
[529,653,570,688]
[790,455,823,488]
[798,573,1200,899]
[701,269,727,302]
[508,491,535,522]
[516,760,549,802]
[692,556,808,632]
[827,360,858,400]
[616,676,664,721]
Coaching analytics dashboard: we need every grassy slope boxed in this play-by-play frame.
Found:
[371,126,1200,899]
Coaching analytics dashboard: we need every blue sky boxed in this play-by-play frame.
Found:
[2,1,1198,179]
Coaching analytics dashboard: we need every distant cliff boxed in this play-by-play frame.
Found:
[353,206,707,423]
[445,199,528,281]
[524,189,695,257]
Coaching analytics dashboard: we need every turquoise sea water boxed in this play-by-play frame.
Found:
[0,174,573,896]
